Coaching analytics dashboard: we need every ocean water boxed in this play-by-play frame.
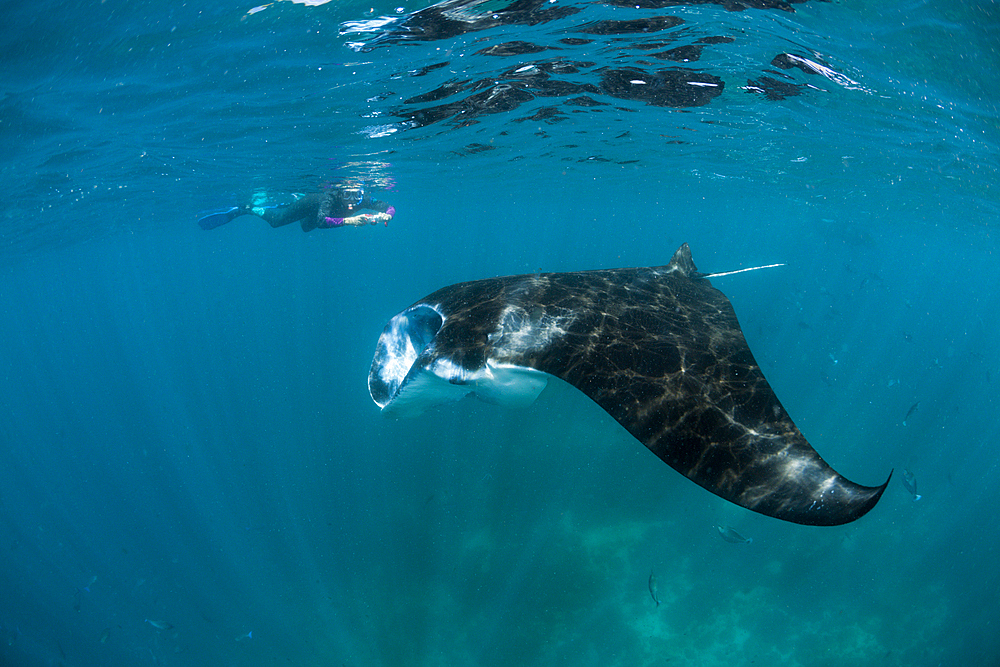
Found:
[1,0,998,665]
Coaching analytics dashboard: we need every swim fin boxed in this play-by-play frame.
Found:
[197,206,243,230]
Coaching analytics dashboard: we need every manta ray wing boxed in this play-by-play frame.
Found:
[369,244,890,526]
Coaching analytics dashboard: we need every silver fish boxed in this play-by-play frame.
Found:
[648,571,660,607]
[0,624,19,648]
[901,469,922,501]
[144,619,173,631]
[715,525,753,544]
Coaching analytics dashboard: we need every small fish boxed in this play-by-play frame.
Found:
[236,630,253,642]
[648,571,660,607]
[1,624,20,648]
[715,525,752,544]
[144,619,173,631]
[903,401,919,426]
[99,628,110,644]
[901,469,922,501]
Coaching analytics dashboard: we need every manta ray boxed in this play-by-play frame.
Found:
[368,244,890,526]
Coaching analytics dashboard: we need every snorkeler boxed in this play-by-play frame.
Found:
[198,184,395,232]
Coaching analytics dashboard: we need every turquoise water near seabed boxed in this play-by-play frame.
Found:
[1,0,998,665]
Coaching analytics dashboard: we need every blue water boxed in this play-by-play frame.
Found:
[2,0,999,665]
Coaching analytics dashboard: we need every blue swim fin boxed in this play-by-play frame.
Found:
[197,206,243,230]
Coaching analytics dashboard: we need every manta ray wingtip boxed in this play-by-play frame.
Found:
[867,469,894,508]
[804,468,893,526]
[875,468,894,503]
[849,468,894,524]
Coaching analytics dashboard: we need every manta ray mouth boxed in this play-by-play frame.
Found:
[369,300,551,417]
[369,305,444,409]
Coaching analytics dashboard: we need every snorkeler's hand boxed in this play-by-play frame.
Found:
[374,212,391,226]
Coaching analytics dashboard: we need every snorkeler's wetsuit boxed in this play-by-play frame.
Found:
[259,190,394,231]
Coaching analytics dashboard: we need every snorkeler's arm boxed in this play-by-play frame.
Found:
[319,214,377,227]
[362,197,395,226]
[361,196,392,214]
[320,198,394,228]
